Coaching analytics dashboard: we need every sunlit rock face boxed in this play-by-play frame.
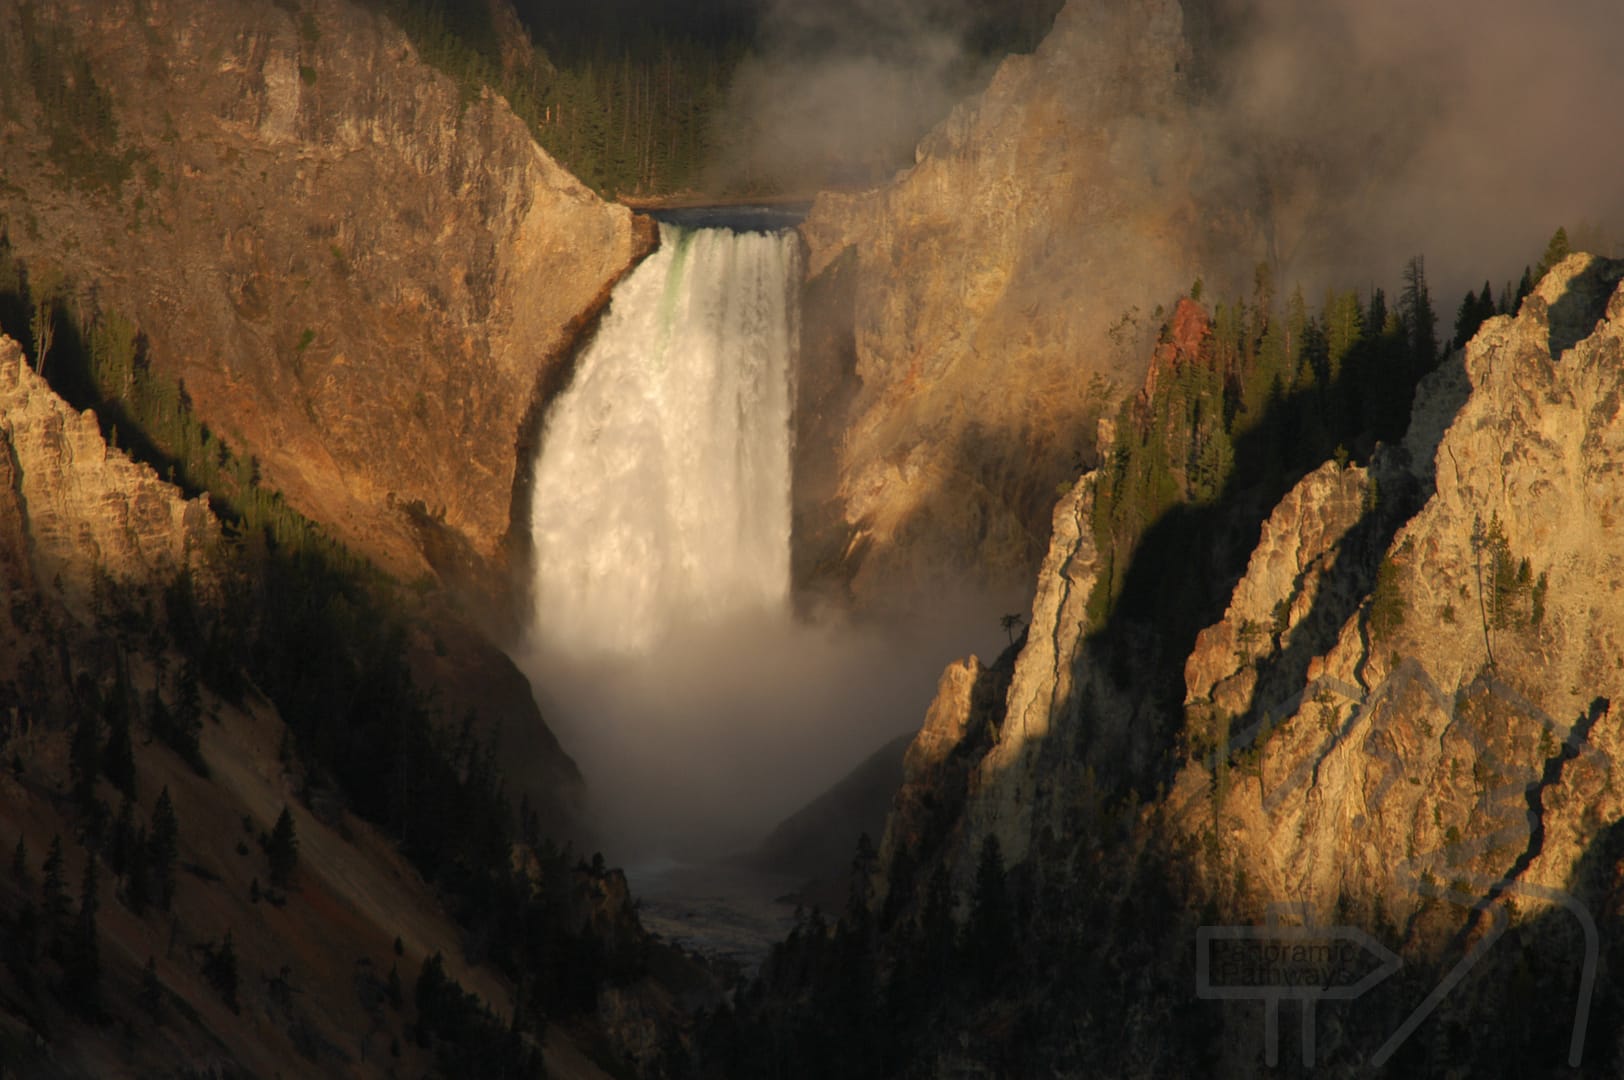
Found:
[892,253,1624,936]
[0,0,644,582]
[796,0,1244,614]
[0,334,217,683]
[1166,253,1624,917]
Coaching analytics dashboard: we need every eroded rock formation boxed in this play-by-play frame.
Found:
[884,254,1624,1046]
[0,0,647,583]
[1168,253,1624,920]
[862,251,1624,1072]
[0,334,217,692]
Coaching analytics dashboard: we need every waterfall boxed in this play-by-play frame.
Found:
[527,223,799,657]
[518,219,987,861]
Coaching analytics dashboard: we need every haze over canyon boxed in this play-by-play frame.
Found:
[0,0,1621,1077]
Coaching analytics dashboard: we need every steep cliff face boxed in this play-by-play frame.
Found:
[0,334,217,700]
[1167,253,1624,921]
[0,0,645,582]
[875,254,1624,1070]
[796,0,1243,611]
[0,336,217,610]
[904,252,1624,874]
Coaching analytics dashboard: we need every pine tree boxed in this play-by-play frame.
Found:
[1452,283,1498,352]
[102,689,136,799]
[416,951,450,1047]
[1453,288,1479,351]
[268,805,298,890]
[140,955,163,1020]
[10,835,30,893]
[1536,226,1571,280]
[916,862,955,986]
[205,931,239,1013]
[1368,287,1388,337]
[1476,280,1496,328]
[964,834,1015,987]
[1285,284,1309,378]
[1400,255,1438,366]
[1322,289,1363,383]
[1515,266,1535,307]
[150,786,178,911]
[69,854,102,1017]
[126,825,151,915]
[41,834,70,926]
[110,797,136,877]
[69,704,102,812]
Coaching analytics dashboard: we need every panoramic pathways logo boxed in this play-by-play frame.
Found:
[1195,654,1606,1068]
[1197,904,1401,1067]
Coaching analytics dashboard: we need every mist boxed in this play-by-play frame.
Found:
[512,211,1017,865]
[1189,0,1624,298]
[521,598,1008,865]
[705,0,1058,193]
[705,0,1622,293]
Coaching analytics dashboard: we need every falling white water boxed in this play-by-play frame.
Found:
[528,224,799,658]
[519,220,1007,864]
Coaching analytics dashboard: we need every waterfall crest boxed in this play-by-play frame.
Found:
[527,223,800,658]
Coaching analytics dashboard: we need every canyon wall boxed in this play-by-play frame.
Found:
[878,256,1624,1072]
[1166,253,1624,921]
[892,251,1624,881]
[796,0,1248,612]
[0,0,646,583]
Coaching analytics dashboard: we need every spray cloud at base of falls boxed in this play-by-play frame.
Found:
[519,220,998,862]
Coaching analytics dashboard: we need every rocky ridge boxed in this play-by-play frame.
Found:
[892,252,1624,881]
[0,0,647,584]
[0,333,218,704]
[0,336,217,614]
[878,253,1624,1069]
[1167,253,1624,919]
[795,0,1248,612]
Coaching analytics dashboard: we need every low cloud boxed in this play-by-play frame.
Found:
[521,598,1009,863]
[1195,0,1624,297]
[705,0,1029,193]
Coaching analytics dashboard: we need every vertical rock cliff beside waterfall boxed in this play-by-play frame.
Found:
[1173,253,1624,915]
[796,0,1248,612]
[873,253,1624,1070]
[0,0,648,587]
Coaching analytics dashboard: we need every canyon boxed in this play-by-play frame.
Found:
[0,0,1620,1075]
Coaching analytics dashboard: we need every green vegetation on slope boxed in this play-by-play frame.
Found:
[0,237,645,1070]
[362,0,742,195]
[6,3,138,195]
